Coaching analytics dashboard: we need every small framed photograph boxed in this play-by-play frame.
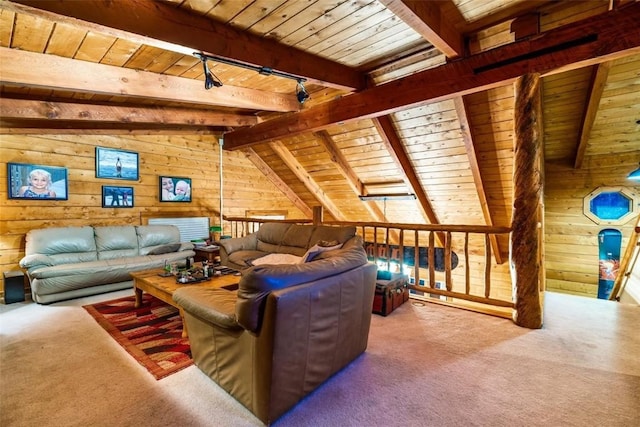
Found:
[96,147,139,180]
[7,163,68,200]
[102,186,134,208]
[159,176,192,202]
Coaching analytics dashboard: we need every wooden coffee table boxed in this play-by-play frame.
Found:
[131,268,239,338]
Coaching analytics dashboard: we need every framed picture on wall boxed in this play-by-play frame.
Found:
[95,147,139,180]
[102,185,134,208]
[7,163,68,200]
[159,176,192,202]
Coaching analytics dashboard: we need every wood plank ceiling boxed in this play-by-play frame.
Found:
[1,0,639,261]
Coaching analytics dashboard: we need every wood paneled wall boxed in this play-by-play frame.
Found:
[545,154,639,297]
[0,133,307,296]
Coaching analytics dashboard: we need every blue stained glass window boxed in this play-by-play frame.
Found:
[590,192,632,220]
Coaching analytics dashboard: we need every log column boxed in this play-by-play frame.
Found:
[511,73,544,329]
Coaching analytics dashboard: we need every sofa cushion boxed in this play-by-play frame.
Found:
[148,243,182,255]
[280,224,315,249]
[95,226,139,260]
[255,223,293,253]
[309,225,356,246]
[229,250,268,267]
[137,225,181,255]
[300,241,343,263]
[173,287,241,330]
[24,226,98,265]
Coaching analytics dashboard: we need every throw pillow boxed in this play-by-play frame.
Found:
[148,243,181,255]
[300,240,343,263]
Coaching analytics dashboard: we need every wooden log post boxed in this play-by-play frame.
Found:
[511,73,544,329]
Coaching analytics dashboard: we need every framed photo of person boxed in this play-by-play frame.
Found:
[102,186,134,208]
[7,163,68,200]
[159,176,192,202]
[95,147,139,180]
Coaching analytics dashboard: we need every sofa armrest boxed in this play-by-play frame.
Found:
[179,242,195,252]
[19,254,55,269]
[173,287,241,331]
[219,233,258,255]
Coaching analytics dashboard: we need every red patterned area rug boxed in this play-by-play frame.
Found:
[83,294,192,380]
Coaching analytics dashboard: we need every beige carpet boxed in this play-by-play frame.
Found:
[1,290,638,426]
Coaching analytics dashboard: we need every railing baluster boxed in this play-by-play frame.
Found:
[445,231,452,292]
[428,231,435,289]
[485,233,492,298]
[465,232,470,295]
[414,230,420,286]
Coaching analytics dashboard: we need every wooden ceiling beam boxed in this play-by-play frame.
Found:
[314,130,391,225]
[453,96,503,264]
[269,141,346,221]
[379,0,463,58]
[372,116,440,228]
[224,3,640,149]
[0,125,219,135]
[0,98,259,127]
[4,0,363,91]
[574,62,611,169]
[0,48,298,112]
[241,148,313,219]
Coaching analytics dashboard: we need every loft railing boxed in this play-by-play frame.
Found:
[223,216,514,316]
[611,219,640,302]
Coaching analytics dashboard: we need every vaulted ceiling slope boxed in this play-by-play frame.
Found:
[1,0,639,257]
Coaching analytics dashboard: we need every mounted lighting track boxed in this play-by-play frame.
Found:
[359,193,417,201]
[193,52,309,103]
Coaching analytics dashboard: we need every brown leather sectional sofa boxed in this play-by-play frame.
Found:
[173,224,377,424]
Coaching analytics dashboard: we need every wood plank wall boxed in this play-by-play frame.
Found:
[545,157,639,297]
[0,133,307,297]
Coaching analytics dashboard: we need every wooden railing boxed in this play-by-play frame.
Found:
[611,220,640,302]
[223,217,514,316]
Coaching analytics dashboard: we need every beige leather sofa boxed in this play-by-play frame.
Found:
[20,225,195,304]
[218,222,358,270]
[173,229,377,425]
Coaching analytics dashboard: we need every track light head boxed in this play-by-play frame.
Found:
[196,53,223,90]
[296,80,309,104]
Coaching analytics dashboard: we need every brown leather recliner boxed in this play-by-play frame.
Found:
[173,236,377,425]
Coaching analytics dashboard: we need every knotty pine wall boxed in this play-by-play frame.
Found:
[0,133,307,297]
[544,153,639,297]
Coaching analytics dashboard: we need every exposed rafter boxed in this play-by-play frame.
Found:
[223,3,640,149]
[574,62,611,169]
[3,0,364,91]
[453,96,503,264]
[314,130,390,226]
[372,116,441,232]
[0,48,300,113]
[379,0,463,58]
[241,148,313,219]
[269,141,346,221]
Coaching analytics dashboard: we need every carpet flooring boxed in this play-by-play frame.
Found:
[83,294,192,379]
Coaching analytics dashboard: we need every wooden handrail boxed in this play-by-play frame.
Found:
[223,216,514,316]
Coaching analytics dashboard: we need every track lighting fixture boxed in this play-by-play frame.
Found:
[193,52,309,103]
[296,80,309,104]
